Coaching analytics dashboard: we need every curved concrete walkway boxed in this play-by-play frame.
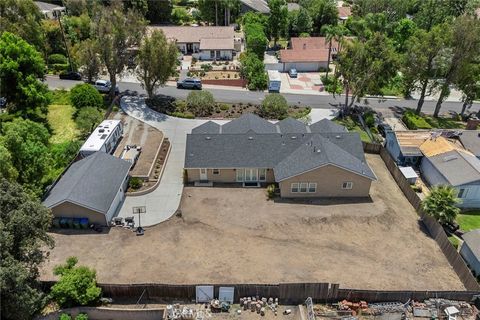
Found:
[117,96,337,226]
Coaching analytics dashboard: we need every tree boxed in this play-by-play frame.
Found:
[433,16,480,117]
[51,257,102,308]
[74,39,101,83]
[146,0,172,24]
[402,25,451,114]
[321,24,346,79]
[240,52,268,91]
[75,107,103,136]
[198,0,240,26]
[267,0,288,46]
[455,60,480,117]
[186,91,215,117]
[0,119,52,194]
[0,145,18,181]
[124,0,148,16]
[335,33,399,109]
[288,8,313,37]
[259,93,289,119]
[63,14,92,45]
[0,0,45,52]
[350,0,409,22]
[0,178,53,320]
[70,84,104,110]
[136,30,178,98]
[42,19,66,56]
[421,185,461,224]
[0,32,51,120]
[244,22,268,58]
[93,3,146,100]
[305,0,338,34]
[391,18,417,52]
[171,7,192,25]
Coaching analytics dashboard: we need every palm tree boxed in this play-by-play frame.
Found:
[421,185,461,224]
[321,25,347,80]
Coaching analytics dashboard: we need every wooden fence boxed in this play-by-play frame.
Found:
[41,281,479,304]
[363,142,480,291]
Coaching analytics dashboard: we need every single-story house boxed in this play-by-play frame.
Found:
[460,229,480,276]
[385,130,432,166]
[151,26,238,60]
[279,37,341,72]
[338,6,352,22]
[240,0,270,14]
[459,130,480,159]
[43,152,131,226]
[35,1,65,19]
[420,149,480,208]
[185,114,376,198]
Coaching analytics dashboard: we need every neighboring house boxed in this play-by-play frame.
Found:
[43,152,131,225]
[152,26,238,60]
[279,37,340,72]
[385,130,432,166]
[460,229,480,276]
[35,1,65,19]
[79,120,123,158]
[338,6,352,22]
[459,130,480,159]
[240,0,270,14]
[420,149,480,208]
[185,114,376,198]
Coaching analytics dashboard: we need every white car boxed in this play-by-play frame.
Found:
[94,80,119,94]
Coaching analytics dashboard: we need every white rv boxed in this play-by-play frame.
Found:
[268,70,281,92]
[79,120,123,158]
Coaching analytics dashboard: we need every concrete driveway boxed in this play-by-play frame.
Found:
[117,96,336,226]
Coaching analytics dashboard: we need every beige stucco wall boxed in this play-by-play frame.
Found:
[186,168,275,183]
[50,201,107,225]
[279,165,372,198]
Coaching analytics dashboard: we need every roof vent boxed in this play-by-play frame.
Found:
[313,146,321,153]
[248,136,254,140]
[99,129,105,133]
[205,136,211,140]
[291,136,297,139]
[443,155,458,162]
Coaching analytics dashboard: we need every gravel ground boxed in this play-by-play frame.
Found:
[41,154,464,290]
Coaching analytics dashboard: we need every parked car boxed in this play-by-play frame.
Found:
[289,68,298,78]
[0,97,6,110]
[377,123,393,137]
[59,71,82,80]
[94,80,119,94]
[177,77,202,90]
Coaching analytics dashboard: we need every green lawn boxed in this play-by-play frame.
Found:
[334,117,372,143]
[425,116,466,129]
[47,104,79,144]
[50,89,71,105]
[457,211,480,232]
[448,236,461,249]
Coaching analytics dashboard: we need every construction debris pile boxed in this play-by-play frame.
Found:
[239,297,280,316]
[313,298,477,320]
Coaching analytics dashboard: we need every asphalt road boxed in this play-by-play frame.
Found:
[46,76,480,116]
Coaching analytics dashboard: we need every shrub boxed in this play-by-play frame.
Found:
[219,104,230,111]
[51,257,102,308]
[321,75,343,94]
[411,185,423,193]
[75,107,103,136]
[402,110,432,130]
[70,84,103,110]
[75,314,89,320]
[266,184,276,199]
[186,91,215,117]
[60,314,72,320]
[52,63,70,73]
[146,95,176,114]
[259,94,288,119]
[173,99,188,112]
[200,64,212,72]
[364,112,375,128]
[48,53,68,65]
[129,177,143,190]
[170,111,195,119]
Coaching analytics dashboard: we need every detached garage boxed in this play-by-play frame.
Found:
[43,152,131,226]
[279,49,329,72]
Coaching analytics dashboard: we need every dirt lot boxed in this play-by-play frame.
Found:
[41,154,464,290]
[113,114,163,177]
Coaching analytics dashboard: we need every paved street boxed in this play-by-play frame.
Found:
[46,75,480,116]
[117,96,336,226]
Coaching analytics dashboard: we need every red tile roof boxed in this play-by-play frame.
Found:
[279,49,330,63]
[291,37,340,51]
[338,6,352,19]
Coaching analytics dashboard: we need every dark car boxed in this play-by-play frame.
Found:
[177,77,202,90]
[377,123,393,137]
[59,71,82,80]
[289,68,298,78]
[0,97,6,108]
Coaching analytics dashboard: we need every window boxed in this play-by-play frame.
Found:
[236,169,244,182]
[259,168,266,181]
[213,169,219,175]
[291,183,299,193]
[342,182,353,189]
[300,182,308,193]
[308,183,317,193]
[458,188,467,198]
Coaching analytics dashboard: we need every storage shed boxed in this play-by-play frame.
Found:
[399,167,418,185]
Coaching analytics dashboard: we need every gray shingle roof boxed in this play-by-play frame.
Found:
[462,229,480,260]
[43,152,131,214]
[222,113,278,134]
[459,131,480,157]
[427,150,480,186]
[277,117,309,133]
[310,119,348,133]
[35,1,64,12]
[191,121,221,134]
[240,0,270,13]
[186,114,375,181]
